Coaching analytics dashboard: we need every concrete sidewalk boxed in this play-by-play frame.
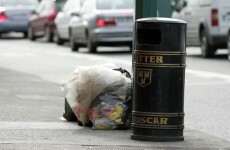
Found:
[0,67,230,150]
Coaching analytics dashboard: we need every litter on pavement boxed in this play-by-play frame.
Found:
[62,63,132,130]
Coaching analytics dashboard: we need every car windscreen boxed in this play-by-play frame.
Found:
[96,0,133,10]
[0,0,38,6]
[56,0,66,11]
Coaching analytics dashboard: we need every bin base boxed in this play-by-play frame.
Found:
[131,134,184,142]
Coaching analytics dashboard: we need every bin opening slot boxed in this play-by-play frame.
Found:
[137,29,161,45]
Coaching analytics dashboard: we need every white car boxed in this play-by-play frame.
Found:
[227,25,230,61]
[54,0,84,45]
[172,0,230,58]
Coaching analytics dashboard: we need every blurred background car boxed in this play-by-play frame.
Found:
[227,26,230,61]
[171,0,230,58]
[28,0,66,42]
[69,0,134,53]
[54,0,84,45]
[0,0,38,38]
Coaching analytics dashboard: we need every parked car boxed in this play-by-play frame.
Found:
[227,28,230,61]
[69,0,134,53]
[54,0,84,45]
[172,0,230,58]
[28,0,66,42]
[0,0,38,38]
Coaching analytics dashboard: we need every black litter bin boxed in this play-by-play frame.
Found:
[131,17,187,142]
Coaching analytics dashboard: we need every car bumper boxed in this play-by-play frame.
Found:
[92,29,133,45]
[209,35,227,48]
[0,21,28,33]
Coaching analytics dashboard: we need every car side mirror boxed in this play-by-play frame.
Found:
[183,1,187,7]
[71,11,80,17]
[57,7,63,12]
[171,0,187,12]
[31,10,37,15]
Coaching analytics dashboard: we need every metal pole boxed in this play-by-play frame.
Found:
[158,0,174,17]
[135,0,157,20]
[132,0,157,69]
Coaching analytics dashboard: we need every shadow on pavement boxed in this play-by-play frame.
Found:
[0,33,25,40]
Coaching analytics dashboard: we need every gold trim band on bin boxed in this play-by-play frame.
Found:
[134,63,186,68]
[134,50,186,68]
[134,50,187,56]
[132,111,185,117]
[132,111,184,130]
[131,124,184,129]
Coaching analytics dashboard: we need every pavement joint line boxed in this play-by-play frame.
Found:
[16,95,63,100]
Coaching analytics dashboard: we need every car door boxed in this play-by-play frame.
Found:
[57,0,71,39]
[72,0,91,43]
[80,0,94,43]
[171,0,200,46]
[65,0,82,39]
[184,0,200,46]
[39,0,54,34]
[30,0,46,35]
[34,0,53,36]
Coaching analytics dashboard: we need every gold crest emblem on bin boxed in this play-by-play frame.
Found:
[137,68,152,87]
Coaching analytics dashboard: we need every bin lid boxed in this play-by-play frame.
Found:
[136,17,187,24]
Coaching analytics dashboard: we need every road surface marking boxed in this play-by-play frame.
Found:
[82,54,230,83]
[1,46,230,84]
[186,69,230,83]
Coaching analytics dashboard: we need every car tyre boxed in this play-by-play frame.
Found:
[28,25,36,41]
[23,32,28,38]
[200,29,216,58]
[87,34,97,53]
[227,32,230,61]
[128,43,133,52]
[70,33,79,51]
[55,28,64,45]
[44,26,53,42]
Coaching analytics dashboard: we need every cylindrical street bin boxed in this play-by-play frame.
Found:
[131,18,187,142]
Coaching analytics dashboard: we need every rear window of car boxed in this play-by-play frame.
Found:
[96,0,133,10]
[0,0,38,6]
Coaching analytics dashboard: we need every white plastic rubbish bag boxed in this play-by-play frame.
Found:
[62,64,131,125]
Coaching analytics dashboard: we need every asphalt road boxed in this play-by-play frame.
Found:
[0,33,230,142]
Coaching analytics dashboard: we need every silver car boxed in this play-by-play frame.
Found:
[0,0,38,38]
[69,0,134,53]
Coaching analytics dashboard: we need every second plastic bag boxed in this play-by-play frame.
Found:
[89,76,132,129]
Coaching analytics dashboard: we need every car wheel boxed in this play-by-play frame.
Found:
[200,29,216,58]
[87,34,97,53]
[54,28,64,45]
[227,32,230,61]
[44,26,53,42]
[128,43,133,52]
[23,32,28,38]
[28,25,36,41]
[69,33,79,51]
